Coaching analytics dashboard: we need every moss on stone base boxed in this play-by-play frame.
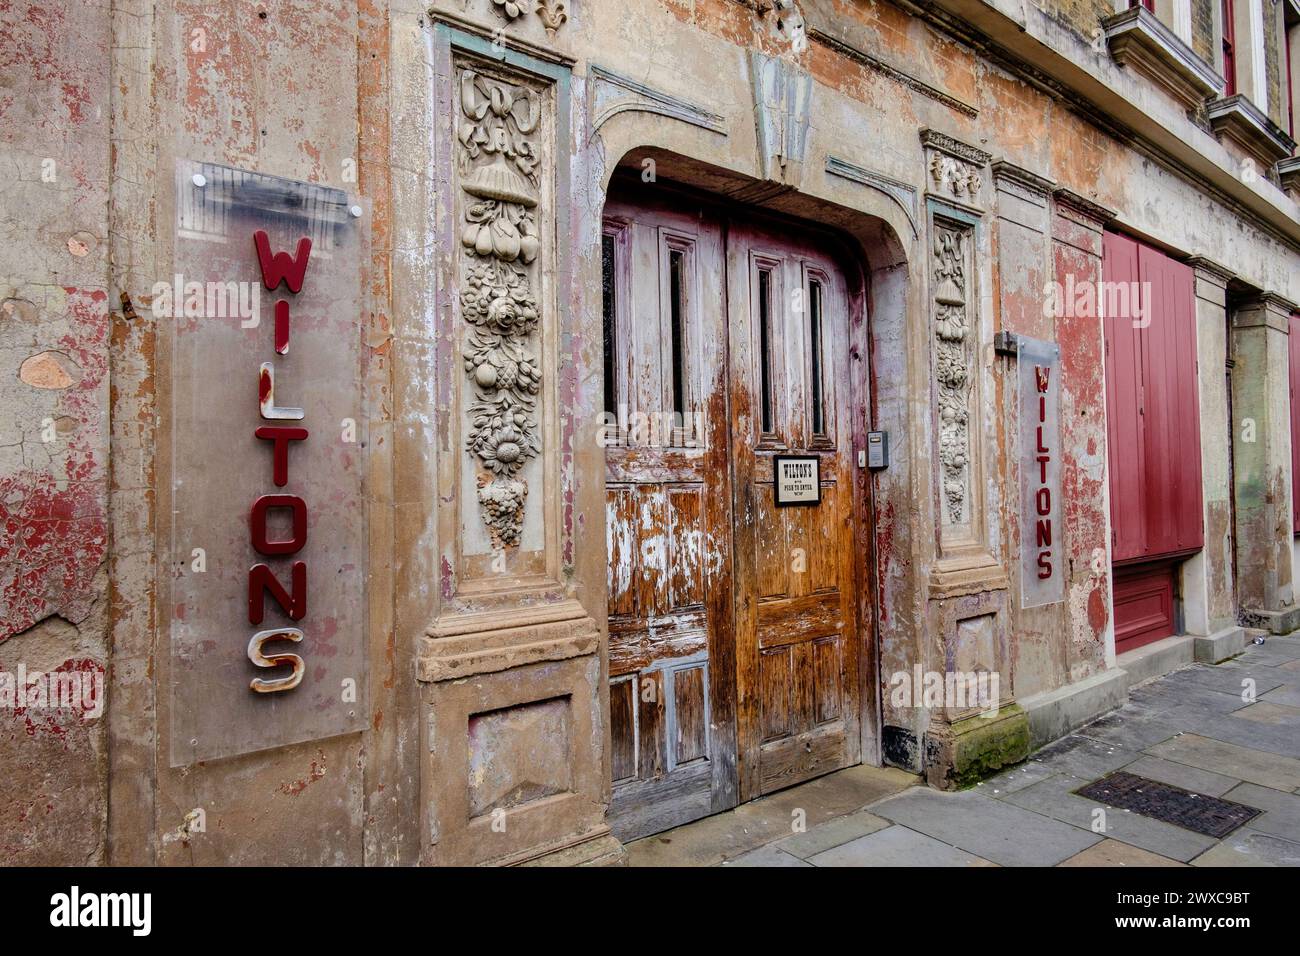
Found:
[922,704,1030,790]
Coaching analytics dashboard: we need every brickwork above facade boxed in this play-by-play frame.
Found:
[1046,0,1121,43]
[1193,0,1215,63]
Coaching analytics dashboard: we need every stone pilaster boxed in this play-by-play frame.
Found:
[1182,257,1246,659]
[1050,189,1115,678]
[990,160,1061,702]
[1012,187,1129,749]
[415,13,620,867]
[1231,292,1300,633]
[919,134,1029,789]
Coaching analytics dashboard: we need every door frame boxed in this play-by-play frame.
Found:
[600,174,885,817]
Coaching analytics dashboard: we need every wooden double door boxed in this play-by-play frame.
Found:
[603,193,869,841]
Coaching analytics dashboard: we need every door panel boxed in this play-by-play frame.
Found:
[602,200,737,841]
[727,224,863,801]
[1113,560,1177,653]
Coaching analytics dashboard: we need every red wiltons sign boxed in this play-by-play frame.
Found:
[248,231,313,693]
[1031,364,1054,581]
[1017,336,1063,608]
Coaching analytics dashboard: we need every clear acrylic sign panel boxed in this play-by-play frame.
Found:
[168,159,368,764]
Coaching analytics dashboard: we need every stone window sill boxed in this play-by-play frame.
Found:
[1278,155,1300,194]
[1207,95,1296,169]
[1102,7,1223,111]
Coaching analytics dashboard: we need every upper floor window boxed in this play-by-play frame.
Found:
[1286,3,1299,139]
[1222,0,1237,96]
[1288,23,1295,135]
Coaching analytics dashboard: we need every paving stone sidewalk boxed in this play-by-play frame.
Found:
[627,637,1300,866]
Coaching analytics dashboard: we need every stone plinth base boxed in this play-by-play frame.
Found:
[922,703,1031,790]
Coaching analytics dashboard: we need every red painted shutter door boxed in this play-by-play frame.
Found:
[1103,233,1147,562]
[1138,246,1203,556]
[1102,232,1204,562]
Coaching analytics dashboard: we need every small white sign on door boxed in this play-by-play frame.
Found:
[774,455,821,507]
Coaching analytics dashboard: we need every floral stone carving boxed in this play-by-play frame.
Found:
[458,69,545,548]
[933,226,971,526]
[929,152,981,203]
[490,0,569,38]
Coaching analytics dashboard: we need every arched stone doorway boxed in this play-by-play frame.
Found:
[596,151,911,840]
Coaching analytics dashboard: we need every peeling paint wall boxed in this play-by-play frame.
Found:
[140,0,382,866]
[3,0,1300,863]
[0,0,112,865]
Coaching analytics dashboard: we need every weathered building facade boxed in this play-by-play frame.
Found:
[4,0,1300,866]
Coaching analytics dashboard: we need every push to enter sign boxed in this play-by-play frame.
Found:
[774,455,821,507]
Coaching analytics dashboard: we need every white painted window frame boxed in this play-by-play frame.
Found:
[1228,0,1269,112]
[1284,0,1300,140]
[1155,0,1194,45]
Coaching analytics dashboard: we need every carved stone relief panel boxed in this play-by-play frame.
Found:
[921,130,990,550]
[932,221,974,529]
[921,129,989,211]
[434,24,576,614]
[929,152,981,205]
[456,66,548,551]
[488,0,569,38]
[419,26,611,869]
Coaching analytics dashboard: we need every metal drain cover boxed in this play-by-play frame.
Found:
[1074,771,1262,838]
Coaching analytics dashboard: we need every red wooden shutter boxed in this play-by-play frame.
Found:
[1138,246,1203,555]
[1289,311,1300,532]
[1102,232,1204,563]
[1103,232,1148,562]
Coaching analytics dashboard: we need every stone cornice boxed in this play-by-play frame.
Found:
[1253,291,1300,315]
[1185,254,1236,285]
[921,128,992,166]
[1278,155,1300,193]
[1052,187,1116,225]
[809,27,979,117]
[990,159,1056,196]
[1233,292,1300,333]
[429,7,576,67]
[836,0,1300,257]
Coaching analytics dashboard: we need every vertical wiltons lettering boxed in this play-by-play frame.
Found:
[1033,364,1053,581]
[247,230,312,693]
